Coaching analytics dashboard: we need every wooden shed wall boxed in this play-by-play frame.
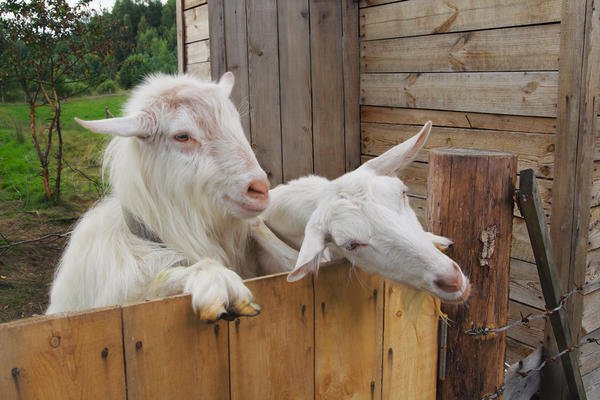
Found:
[177,0,600,396]
[359,0,599,396]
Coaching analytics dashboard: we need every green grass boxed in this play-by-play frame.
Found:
[0,94,128,211]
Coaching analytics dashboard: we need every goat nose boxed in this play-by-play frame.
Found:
[246,179,269,201]
[434,262,463,293]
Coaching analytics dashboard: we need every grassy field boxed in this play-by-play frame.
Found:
[0,94,128,321]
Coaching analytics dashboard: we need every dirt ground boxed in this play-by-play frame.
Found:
[0,202,83,322]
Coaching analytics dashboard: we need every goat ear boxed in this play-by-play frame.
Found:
[360,121,431,175]
[74,113,152,138]
[287,210,328,283]
[218,71,235,97]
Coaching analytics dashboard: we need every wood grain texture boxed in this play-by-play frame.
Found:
[507,300,545,347]
[581,327,600,375]
[361,123,555,177]
[583,288,600,335]
[246,0,283,185]
[342,0,361,172]
[122,295,229,400]
[223,0,250,140]
[278,0,314,181]
[176,0,185,73]
[229,273,314,400]
[382,282,438,400]
[548,0,600,397]
[361,24,560,73]
[428,149,516,399]
[0,307,125,400]
[509,258,544,310]
[184,4,209,43]
[360,0,562,41]
[361,106,557,134]
[183,0,206,10]
[315,262,384,399]
[185,39,210,64]
[310,0,346,179]
[506,337,536,366]
[360,72,559,117]
[208,0,226,80]
[186,61,211,80]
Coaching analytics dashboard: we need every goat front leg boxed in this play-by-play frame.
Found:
[250,218,299,274]
[146,258,261,322]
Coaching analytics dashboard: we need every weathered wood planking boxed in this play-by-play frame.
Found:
[185,39,210,64]
[581,327,600,376]
[360,0,562,41]
[122,295,229,400]
[315,263,384,399]
[183,0,206,11]
[506,337,536,366]
[229,273,314,400]
[246,0,283,186]
[223,0,250,139]
[361,24,560,73]
[510,258,544,310]
[382,282,438,400]
[186,61,211,80]
[310,0,346,180]
[176,0,185,73]
[359,0,398,8]
[361,72,558,117]
[588,206,600,251]
[207,0,226,79]
[361,106,557,134]
[278,0,314,181]
[508,300,545,347]
[184,4,209,44]
[583,288,600,335]
[0,307,126,400]
[583,366,600,399]
[361,123,555,178]
[342,0,361,172]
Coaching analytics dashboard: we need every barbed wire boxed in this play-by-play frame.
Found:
[480,336,600,400]
[465,280,598,337]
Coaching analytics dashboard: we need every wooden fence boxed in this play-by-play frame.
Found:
[0,261,439,400]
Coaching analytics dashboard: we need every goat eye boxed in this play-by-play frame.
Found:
[345,241,360,251]
[174,133,191,142]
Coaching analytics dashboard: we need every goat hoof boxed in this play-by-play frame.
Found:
[199,304,228,322]
[234,301,262,317]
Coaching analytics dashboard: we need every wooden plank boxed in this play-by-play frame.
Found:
[583,366,600,399]
[122,295,229,400]
[310,0,346,179]
[278,0,313,181]
[184,4,209,44]
[361,123,555,178]
[360,72,559,117]
[185,39,210,64]
[548,0,600,396]
[510,258,544,310]
[246,0,283,186]
[587,248,600,289]
[360,0,562,41]
[506,337,536,366]
[315,262,384,399]
[183,0,206,10]
[360,106,557,134]
[0,307,125,399]
[176,0,185,73]
[429,148,516,399]
[518,169,588,399]
[359,0,399,8]
[580,326,600,376]
[582,288,600,335]
[186,61,211,80]
[229,272,314,400]
[361,24,560,73]
[208,0,226,80]
[343,0,361,172]
[507,300,545,347]
[590,179,600,207]
[382,282,438,400]
[588,206,600,251]
[223,0,250,139]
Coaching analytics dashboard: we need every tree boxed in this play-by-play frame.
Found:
[0,0,120,202]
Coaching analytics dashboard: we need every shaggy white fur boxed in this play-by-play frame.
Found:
[46,73,288,320]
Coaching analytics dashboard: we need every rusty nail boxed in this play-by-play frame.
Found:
[11,367,20,379]
[214,324,220,335]
[101,347,109,358]
[135,341,143,351]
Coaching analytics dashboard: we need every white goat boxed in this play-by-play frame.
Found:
[261,122,470,303]
[47,73,279,321]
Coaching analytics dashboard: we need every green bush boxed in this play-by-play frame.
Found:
[118,54,150,89]
[97,79,119,95]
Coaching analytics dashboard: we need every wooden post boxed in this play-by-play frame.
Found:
[428,149,516,399]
